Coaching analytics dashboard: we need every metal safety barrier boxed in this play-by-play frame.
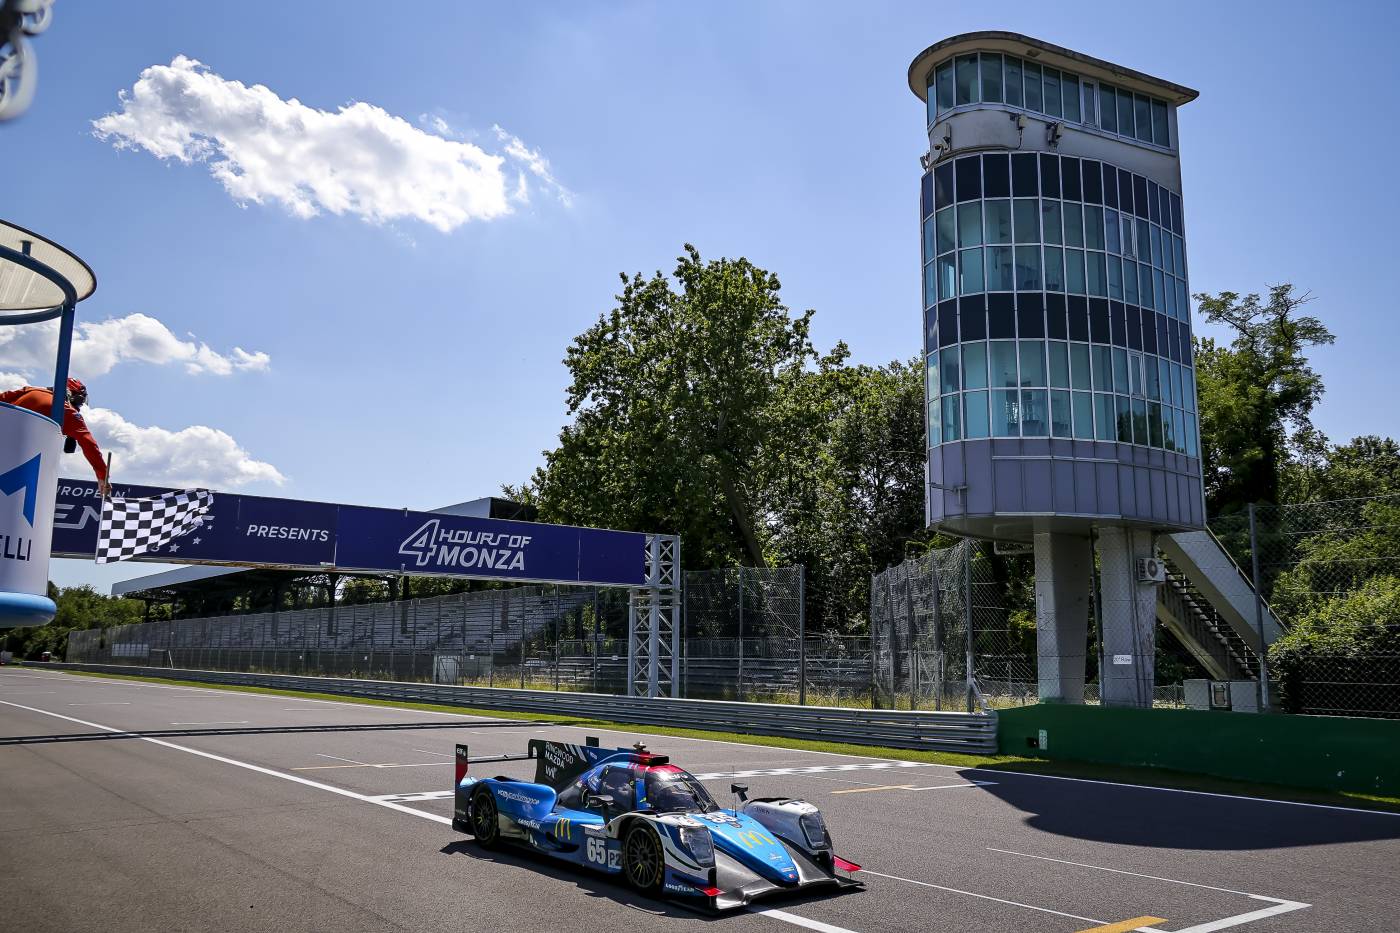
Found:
[37,662,999,754]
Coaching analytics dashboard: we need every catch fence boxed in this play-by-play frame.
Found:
[867,538,1033,710]
[1211,495,1400,719]
[66,568,872,705]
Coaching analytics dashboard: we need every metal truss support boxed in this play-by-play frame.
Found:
[628,534,680,698]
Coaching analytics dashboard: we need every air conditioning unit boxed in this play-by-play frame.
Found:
[1136,557,1166,584]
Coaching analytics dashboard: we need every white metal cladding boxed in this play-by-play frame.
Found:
[37,662,999,754]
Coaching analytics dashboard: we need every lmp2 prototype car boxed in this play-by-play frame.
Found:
[451,737,862,910]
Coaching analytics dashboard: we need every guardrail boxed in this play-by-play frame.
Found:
[37,662,998,754]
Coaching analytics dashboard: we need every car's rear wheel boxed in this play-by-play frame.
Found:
[622,822,664,893]
[471,787,501,848]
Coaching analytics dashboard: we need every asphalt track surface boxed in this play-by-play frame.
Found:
[2,669,1398,932]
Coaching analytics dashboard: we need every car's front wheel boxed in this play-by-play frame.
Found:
[622,822,664,893]
[471,787,501,848]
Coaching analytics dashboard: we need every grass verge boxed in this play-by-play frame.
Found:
[51,667,1400,815]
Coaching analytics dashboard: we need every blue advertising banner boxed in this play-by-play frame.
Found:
[52,478,337,567]
[335,506,646,586]
[50,478,648,587]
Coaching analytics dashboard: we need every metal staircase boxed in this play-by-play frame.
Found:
[1157,562,1256,681]
[1153,529,1285,683]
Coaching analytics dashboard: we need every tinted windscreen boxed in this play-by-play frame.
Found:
[646,770,719,813]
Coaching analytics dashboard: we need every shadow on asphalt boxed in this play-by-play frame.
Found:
[0,720,549,746]
[438,840,729,921]
[972,769,1400,850]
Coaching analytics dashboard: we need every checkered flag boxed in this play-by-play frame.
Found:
[97,489,214,564]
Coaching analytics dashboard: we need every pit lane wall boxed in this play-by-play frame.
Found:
[998,704,1400,797]
[33,662,998,754]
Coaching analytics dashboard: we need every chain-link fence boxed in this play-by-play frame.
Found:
[1210,495,1400,719]
[66,584,633,690]
[64,567,883,706]
[867,538,1028,711]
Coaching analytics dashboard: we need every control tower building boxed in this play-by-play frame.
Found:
[909,33,1228,707]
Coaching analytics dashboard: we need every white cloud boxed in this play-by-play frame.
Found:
[0,312,269,383]
[85,406,285,489]
[0,371,27,391]
[94,56,572,233]
[493,125,572,208]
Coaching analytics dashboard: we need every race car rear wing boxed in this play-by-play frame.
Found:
[451,736,672,832]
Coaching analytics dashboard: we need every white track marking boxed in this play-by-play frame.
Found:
[858,868,1103,924]
[317,754,372,765]
[68,702,131,706]
[987,849,1310,931]
[16,670,1399,819]
[908,781,999,791]
[371,791,450,803]
[0,696,862,933]
[748,907,860,932]
[0,699,453,826]
[695,761,934,780]
[1167,901,1311,933]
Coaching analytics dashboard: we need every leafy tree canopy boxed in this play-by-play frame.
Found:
[509,245,934,632]
[1193,284,1334,515]
[3,585,145,660]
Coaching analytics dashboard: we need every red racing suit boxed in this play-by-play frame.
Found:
[0,386,108,481]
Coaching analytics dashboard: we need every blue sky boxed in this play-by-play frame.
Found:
[3,1,1396,592]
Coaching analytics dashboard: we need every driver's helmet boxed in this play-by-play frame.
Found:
[597,765,636,809]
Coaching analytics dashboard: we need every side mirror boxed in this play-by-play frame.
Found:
[730,783,749,802]
[63,437,77,454]
[586,792,615,812]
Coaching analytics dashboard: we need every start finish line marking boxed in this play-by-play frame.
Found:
[370,760,944,803]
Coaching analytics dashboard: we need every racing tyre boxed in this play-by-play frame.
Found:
[621,822,664,893]
[470,787,501,849]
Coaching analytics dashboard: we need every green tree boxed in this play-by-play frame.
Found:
[3,584,145,660]
[762,354,938,632]
[1266,497,1400,620]
[1283,435,1400,504]
[1267,575,1400,713]
[1193,285,1334,515]
[510,244,817,569]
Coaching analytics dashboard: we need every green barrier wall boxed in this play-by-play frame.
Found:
[998,704,1400,796]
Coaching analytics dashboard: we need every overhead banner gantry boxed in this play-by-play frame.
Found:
[51,478,648,587]
[51,478,681,697]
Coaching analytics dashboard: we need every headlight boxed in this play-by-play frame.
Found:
[677,824,715,865]
[799,812,830,849]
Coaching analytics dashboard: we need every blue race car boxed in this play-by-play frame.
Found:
[451,738,862,910]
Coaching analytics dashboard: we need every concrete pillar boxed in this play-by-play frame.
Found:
[1096,526,1157,708]
[1033,531,1093,703]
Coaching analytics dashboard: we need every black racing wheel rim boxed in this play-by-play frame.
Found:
[623,825,663,891]
[472,790,499,844]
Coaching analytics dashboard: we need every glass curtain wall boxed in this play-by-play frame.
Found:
[921,152,1196,456]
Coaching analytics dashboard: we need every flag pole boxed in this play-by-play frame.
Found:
[103,452,112,500]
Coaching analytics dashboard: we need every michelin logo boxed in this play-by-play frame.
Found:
[398,518,531,572]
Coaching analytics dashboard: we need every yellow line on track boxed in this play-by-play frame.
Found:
[1074,917,1166,933]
